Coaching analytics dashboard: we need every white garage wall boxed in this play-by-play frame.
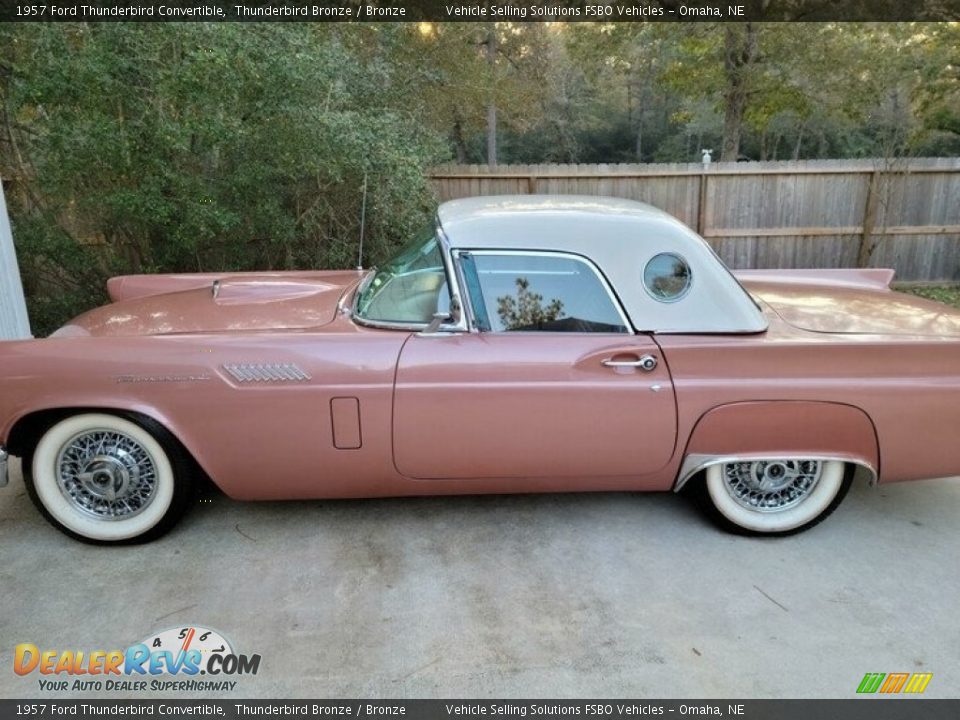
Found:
[0,180,31,340]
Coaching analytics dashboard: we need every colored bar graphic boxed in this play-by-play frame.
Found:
[857,673,886,694]
[904,673,933,694]
[856,672,932,694]
[879,673,909,693]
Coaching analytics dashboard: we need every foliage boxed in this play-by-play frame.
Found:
[496,277,564,330]
[901,285,960,309]
[519,22,959,163]
[0,23,447,335]
[913,23,960,154]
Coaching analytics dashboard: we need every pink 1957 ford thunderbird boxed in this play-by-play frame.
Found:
[1,195,958,544]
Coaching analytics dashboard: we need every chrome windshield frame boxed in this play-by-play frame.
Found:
[350,218,469,334]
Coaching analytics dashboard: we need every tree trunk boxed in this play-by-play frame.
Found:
[817,130,828,157]
[793,120,806,160]
[451,116,469,163]
[485,23,498,167]
[486,104,497,167]
[720,24,759,162]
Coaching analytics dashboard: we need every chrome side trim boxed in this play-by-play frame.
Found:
[0,447,9,488]
[673,452,878,492]
[351,316,436,332]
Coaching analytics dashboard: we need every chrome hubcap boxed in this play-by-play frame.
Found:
[722,460,821,513]
[56,430,158,520]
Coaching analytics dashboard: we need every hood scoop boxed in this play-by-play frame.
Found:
[212,278,337,306]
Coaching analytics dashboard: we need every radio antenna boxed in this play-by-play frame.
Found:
[356,171,368,271]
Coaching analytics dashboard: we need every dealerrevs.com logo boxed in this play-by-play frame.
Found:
[14,626,261,693]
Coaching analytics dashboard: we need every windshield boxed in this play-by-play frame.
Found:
[354,230,449,325]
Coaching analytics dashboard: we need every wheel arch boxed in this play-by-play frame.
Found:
[5,405,213,485]
[674,400,880,491]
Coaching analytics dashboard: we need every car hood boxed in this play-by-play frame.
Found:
[737,270,960,337]
[52,271,364,337]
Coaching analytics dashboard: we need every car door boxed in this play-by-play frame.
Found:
[393,250,677,480]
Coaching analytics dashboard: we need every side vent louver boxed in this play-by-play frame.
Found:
[222,363,311,383]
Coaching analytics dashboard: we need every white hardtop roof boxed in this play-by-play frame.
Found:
[438,194,677,229]
[437,195,768,334]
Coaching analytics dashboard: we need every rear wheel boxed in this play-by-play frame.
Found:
[698,459,851,536]
[23,413,193,544]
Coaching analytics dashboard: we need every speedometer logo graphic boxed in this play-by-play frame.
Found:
[139,625,234,666]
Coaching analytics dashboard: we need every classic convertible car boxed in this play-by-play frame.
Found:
[1,195,958,544]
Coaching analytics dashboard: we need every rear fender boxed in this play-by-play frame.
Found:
[675,401,880,490]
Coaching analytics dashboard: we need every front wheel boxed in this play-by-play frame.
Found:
[23,413,193,544]
[700,459,851,536]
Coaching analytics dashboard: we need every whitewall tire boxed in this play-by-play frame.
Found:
[24,413,192,544]
[702,459,851,535]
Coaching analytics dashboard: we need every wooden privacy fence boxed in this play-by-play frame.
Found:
[428,158,960,282]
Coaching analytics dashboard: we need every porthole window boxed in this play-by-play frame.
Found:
[643,252,692,302]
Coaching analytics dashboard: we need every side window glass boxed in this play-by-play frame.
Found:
[462,253,628,333]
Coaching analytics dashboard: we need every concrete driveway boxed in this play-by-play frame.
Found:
[1,457,958,699]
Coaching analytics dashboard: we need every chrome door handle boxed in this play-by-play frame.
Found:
[602,354,658,372]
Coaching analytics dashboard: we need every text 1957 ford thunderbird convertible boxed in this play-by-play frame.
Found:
[2,195,959,544]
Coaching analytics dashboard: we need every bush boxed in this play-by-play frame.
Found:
[1,24,448,335]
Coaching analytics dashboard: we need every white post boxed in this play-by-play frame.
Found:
[0,180,31,339]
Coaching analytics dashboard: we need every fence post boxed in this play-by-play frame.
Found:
[696,171,709,236]
[0,179,31,340]
[857,169,882,268]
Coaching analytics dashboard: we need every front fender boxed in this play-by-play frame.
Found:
[0,337,219,484]
[675,401,880,490]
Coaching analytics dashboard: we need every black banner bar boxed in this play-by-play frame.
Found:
[2,700,960,720]
[1,0,959,23]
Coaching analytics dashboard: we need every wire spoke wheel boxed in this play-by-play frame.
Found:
[702,458,850,535]
[24,413,192,544]
[722,460,822,513]
[56,430,159,520]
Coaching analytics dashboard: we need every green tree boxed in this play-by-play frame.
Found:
[497,277,564,330]
[914,23,960,151]
[0,23,447,334]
